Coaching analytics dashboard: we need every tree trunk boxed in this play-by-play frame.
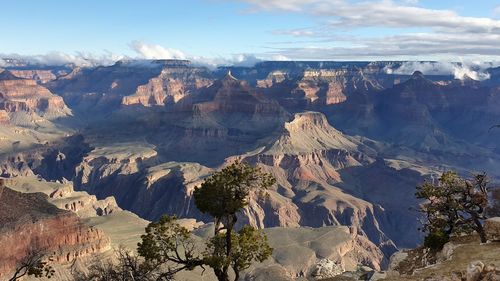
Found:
[215,218,221,236]
[234,269,240,281]
[473,218,487,243]
[214,269,230,281]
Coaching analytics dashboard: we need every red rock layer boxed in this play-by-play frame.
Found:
[122,68,213,106]
[0,73,69,116]
[0,185,109,274]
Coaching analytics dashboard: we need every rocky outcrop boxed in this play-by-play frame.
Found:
[295,69,381,105]
[243,226,385,280]
[74,149,211,221]
[225,112,399,256]
[0,183,110,275]
[122,66,213,106]
[9,69,57,83]
[47,60,212,112]
[385,234,500,280]
[0,70,72,121]
[49,183,119,218]
[141,72,291,166]
[0,110,9,123]
[485,217,500,241]
[256,65,384,109]
[191,72,287,121]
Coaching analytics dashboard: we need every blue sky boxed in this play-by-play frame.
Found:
[1,0,500,65]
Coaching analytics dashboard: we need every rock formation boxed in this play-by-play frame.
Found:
[9,69,57,83]
[122,64,212,106]
[0,182,109,275]
[485,217,500,242]
[0,70,72,122]
[385,235,500,281]
[245,226,385,279]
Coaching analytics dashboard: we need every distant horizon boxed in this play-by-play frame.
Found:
[2,57,497,81]
[2,56,499,67]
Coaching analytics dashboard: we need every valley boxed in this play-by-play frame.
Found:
[1,60,500,280]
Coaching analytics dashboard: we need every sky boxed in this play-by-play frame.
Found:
[1,0,500,66]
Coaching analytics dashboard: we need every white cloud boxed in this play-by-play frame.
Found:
[129,41,187,60]
[189,53,263,68]
[270,54,291,61]
[0,42,269,68]
[237,0,500,60]
[0,51,125,67]
[241,0,500,32]
[383,61,498,81]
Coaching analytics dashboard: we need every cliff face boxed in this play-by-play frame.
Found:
[130,73,292,166]
[47,60,212,111]
[9,69,57,83]
[0,185,110,275]
[229,112,398,255]
[0,70,72,121]
[258,68,383,107]
[122,66,213,106]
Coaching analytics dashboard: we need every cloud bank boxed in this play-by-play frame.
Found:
[384,61,499,81]
[238,0,500,61]
[129,41,187,60]
[0,42,272,69]
[0,51,126,67]
[1,41,498,81]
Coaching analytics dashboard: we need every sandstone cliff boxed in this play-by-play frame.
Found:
[0,70,72,129]
[122,65,213,106]
[258,68,383,107]
[0,183,110,276]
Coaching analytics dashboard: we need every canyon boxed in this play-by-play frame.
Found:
[1,60,499,280]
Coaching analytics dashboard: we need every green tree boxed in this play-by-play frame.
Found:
[416,171,489,247]
[138,161,275,281]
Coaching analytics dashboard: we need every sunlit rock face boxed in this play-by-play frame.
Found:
[0,70,71,121]
[122,64,213,106]
[0,185,110,275]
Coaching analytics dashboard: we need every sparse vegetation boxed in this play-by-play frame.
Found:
[416,171,490,249]
[8,249,54,281]
[75,161,274,281]
[72,247,164,281]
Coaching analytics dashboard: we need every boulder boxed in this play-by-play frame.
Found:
[437,241,457,262]
[311,258,344,279]
[466,261,484,281]
[484,217,500,242]
[388,251,408,271]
